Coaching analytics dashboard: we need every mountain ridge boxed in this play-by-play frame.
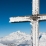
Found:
[0,31,46,46]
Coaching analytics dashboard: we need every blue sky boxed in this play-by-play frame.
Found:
[0,0,46,37]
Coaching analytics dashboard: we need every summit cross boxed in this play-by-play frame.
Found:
[9,0,46,46]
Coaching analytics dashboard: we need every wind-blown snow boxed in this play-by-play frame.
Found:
[0,31,46,46]
[0,43,7,46]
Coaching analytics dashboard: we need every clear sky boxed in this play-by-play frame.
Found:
[0,0,46,37]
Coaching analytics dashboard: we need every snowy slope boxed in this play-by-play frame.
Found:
[0,31,46,46]
[39,33,46,46]
[0,43,7,46]
[0,31,32,46]
[0,31,31,41]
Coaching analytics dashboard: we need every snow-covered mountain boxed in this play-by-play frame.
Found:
[0,31,31,41]
[0,31,32,46]
[0,31,46,46]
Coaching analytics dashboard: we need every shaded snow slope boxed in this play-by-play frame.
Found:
[0,43,7,46]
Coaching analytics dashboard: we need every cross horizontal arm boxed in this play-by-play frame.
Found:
[38,14,46,21]
[9,16,32,23]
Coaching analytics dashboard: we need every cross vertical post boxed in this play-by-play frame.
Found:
[32,0,39,15]
[32,0,39,46]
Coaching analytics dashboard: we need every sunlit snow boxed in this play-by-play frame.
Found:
[0,31,46,46]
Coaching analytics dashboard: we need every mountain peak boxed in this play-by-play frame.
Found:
[0,31,46,46]
[0,31,31,42]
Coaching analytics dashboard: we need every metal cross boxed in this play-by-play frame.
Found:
[9,0,46,46]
